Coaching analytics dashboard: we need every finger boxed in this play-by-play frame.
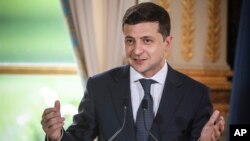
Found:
[47,122,64,134]
[43,111,61,122]
[218,116,225,132]
[46,117,65,128]
[55,100,60,111]
[41,108,57,127]
[214,123,221,138]
[207,110,220,125]
[42,117,64,132]
[43,108,58,117]
[213,116,225,141]
[43,122,64,136]
[41,111,63,129]
[211,133,217,141]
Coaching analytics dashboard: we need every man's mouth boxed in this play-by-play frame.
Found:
[133,58,146,64]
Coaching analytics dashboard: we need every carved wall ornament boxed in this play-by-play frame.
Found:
[206,0,221,63]
[181,0,195,62]
[157,0,173,13]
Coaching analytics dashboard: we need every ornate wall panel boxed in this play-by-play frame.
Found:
[206,0,221,63]
[181,0,195,62]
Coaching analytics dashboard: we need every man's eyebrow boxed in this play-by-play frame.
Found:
[125,36,134,39]
[140,36,153,39]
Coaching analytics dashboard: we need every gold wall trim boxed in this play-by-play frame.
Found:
[206,0,221,63]
[176,68,232,76]
[0,65,77,75]
[181,0,195,62]
[176,68,232,90]
[157,0,172,13]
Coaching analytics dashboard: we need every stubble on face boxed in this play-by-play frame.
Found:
[123,22,170,78]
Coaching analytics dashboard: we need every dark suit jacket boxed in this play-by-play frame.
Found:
[59,64,212,141]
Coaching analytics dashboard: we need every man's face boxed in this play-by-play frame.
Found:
[123,22,172,78]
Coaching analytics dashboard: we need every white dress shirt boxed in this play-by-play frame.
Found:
[130,62,168,121]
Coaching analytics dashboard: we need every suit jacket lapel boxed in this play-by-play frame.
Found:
[109,65,136,141]
[150,65,184,140]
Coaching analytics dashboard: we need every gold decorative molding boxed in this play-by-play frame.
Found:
[210,89,230,117]
[206,0,221,63]
[181,0,195,62]
[0,65,77,75]
[157,0,172,13]
[176,68,232,90]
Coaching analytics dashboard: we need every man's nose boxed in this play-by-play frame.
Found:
[133,42,144,55]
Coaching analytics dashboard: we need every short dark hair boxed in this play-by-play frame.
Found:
[122,2,171,39]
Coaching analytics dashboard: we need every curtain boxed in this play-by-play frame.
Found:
[61,0,98,78]
[227,0,250,140]
[61,0,135,77]
[103,0,135,71]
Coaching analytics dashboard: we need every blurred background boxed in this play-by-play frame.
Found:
[0,0,84,140]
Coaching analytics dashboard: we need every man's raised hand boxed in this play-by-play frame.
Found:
[41,100,65,141]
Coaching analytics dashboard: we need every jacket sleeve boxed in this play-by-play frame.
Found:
[190,86,213,141]
[60,77,99,141]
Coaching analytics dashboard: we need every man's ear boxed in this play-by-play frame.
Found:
[164,35,173,50]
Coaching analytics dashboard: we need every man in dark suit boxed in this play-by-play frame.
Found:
[41,2,225,141]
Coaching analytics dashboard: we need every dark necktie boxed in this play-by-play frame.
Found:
[136,79,156,141]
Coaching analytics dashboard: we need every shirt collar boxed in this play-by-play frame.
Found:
[130,61,168,85]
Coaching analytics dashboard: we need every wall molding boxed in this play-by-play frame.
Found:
[181,0,195,62]
[206,0,221,63]
[176,68,232,90]
[0,65,77,75]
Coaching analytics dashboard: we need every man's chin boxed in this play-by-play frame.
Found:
[131,65,146,73]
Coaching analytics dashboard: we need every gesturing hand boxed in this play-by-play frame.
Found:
[41,100,65,141]
[200,110,225,141]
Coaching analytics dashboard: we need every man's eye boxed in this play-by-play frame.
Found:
[144,39,152,44]
[125,39,134,45]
